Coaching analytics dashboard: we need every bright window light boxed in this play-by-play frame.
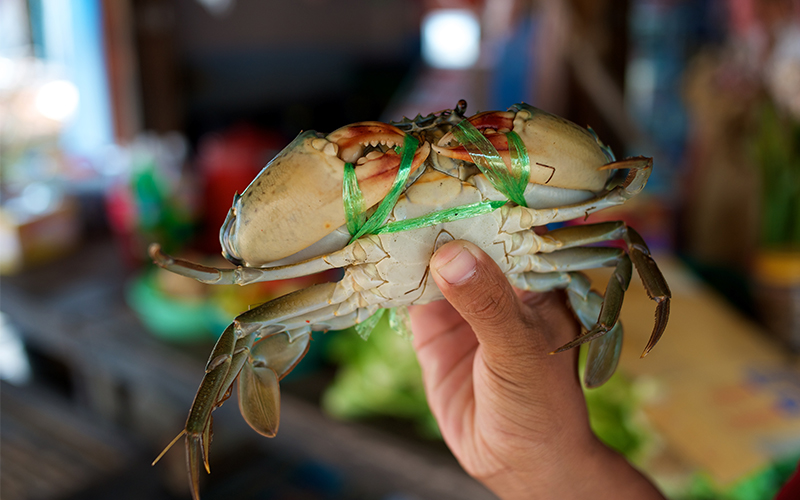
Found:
[422,9,480,69]
[0,313,31,385]
[35,79,79,122]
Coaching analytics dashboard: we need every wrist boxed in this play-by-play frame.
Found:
[480,436,665,500]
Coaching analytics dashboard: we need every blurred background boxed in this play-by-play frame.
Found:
[1,0,799,499]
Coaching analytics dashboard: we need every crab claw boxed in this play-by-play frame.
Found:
[434,104,612,192]
[219,123,430,267]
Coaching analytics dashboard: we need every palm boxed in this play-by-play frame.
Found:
[411,290,588,480]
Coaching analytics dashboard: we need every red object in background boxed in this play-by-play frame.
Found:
[777,462,800,500]
[105,181,141,268]
[196,125,287,253]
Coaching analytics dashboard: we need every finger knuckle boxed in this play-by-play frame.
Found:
[460,273,518,324]
[466,293,515,323]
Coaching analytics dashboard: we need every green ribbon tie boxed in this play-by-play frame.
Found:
[346,134,419,244]
[451,119,530,208]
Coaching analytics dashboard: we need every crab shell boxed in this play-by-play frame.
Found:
[221,103,611,267]
[436,103,612,192]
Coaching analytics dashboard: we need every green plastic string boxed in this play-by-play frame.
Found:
[506,130,531,196]
[452,120,529,208]
[355,308,385,340]
[348,134,419,244]
[354,307,413,342]
[342,162,366,237]
[388,307,412,340]
[374,200,505,235]
[342,127,534,242]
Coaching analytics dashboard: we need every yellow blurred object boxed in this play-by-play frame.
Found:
[0,196,80,275]
[752,249,800,352]
[753,250,800,287]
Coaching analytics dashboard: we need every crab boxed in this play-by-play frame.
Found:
[149,101,670,499]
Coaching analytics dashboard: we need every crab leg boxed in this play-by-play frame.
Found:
[148,244,337,284]
[505,247,628,384]
[565,274,625,388]
[544,223,669,356]
[148,236,388,286]
[235,303,378,437]
[151,322,256,500]
[157,267,390,499]
[550,255,632,353]
[508,246,624,274]
[509,271,622,387]
[622,227,671,355]
[499,157,652,231]
[508,221,670,357]
[508,270,573,292]
[504,219,631,257]
[156,284,334,498]
[237,328,312,439]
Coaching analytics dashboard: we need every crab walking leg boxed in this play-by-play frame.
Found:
[238,328,312,438]
[499,157,652,233]
[236,298,382,339]
[557,272,624,388]
[237,305,379,438]
[148,237,388,286]
[505,221,638,267]
[507,246,625,274]
[502,221,626,257]
[509,271,622,387]
[180,292,377,500]
[550,255,632,353]
[507,246,632,356]
[564,273,624,388]
[157,282,340,499]
[508,221,671,356]
[231,264,386,341]
[508,270,573,291]
[156,323,257,500]
[511,223,633,351]
[551,224,670,356]
[622,227,671,355]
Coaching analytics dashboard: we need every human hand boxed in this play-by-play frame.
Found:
[409,240,665,500]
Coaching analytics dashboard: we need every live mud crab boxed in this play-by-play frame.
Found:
[149,100,670,498]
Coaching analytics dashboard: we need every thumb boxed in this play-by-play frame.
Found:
[429,240,554,362]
